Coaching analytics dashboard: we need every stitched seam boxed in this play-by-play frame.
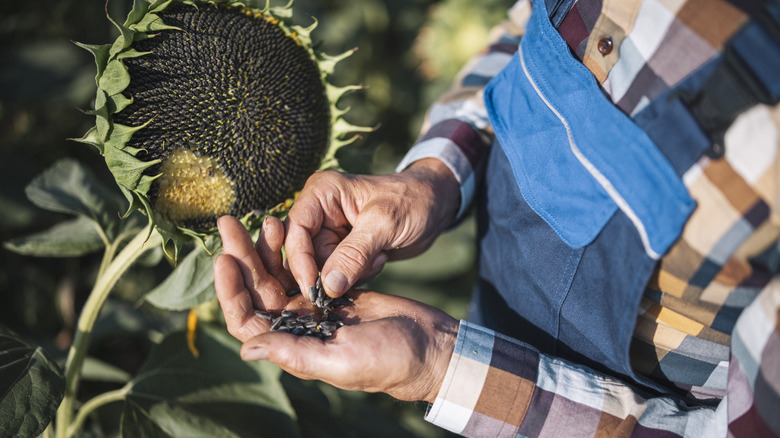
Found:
[549,249,576,342]
[519,41,661,260]
[496,363,535,438]
[554,248,582,346]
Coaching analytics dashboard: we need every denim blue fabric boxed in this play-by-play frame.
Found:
[732,18,780,99]
[483,0,695,257]
[473,0,703,394]
[474,144,672,394]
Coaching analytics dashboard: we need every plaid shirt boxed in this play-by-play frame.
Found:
[398,0,780,436]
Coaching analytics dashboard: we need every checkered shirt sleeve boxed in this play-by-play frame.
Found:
[427,281,779,437]
[395,3,529,222]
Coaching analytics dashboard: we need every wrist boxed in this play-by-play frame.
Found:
[402,158,460,229]
[422,317,459,404]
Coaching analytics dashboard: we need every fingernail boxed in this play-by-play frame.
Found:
[242,345,269,361]
[323,270,348,295]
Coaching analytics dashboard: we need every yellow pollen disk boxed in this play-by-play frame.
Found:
[154,148,236,224]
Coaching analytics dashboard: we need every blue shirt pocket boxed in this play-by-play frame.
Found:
[484,0,695,258]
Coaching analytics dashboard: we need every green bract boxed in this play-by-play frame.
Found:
[75,0,368,258]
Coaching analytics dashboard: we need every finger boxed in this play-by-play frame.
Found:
[217,216,285,310]
[214,254,269,342]
[255,216,296,294]
[312,228,343,268]
[241,331,353,384]
[320,215,393,297]
[284,194,325,298]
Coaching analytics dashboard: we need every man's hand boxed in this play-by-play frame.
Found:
[215,215,459,403]
[285,158,460,299]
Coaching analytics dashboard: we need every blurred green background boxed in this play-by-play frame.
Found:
[0,0,513,436]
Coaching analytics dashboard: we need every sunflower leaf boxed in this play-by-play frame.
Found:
[131,13,181,32]
[109,122,151,148]
[108,15,137,59]
[0,325,65,438]
[70,126,103,153]
[148,0,175,14]
[121,400,174,438]
[99,59,131,97]
[24,159,124,239]
[95,93,111,142]
[82,356,132,384]
[103,145,157,193]
[4,215,105,257]
[108,93,134,114]
[124,0,152,27]
[144,244,217,310]
[74,42,111,86]
[120,325,298,437]
[269,0,294,19]
[116,49,152,60]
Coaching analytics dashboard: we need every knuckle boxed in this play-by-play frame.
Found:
[337,242,372,275]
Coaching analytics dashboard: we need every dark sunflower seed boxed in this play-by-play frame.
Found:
[254,310,273,320]
[297,314,315,323]
[281,310,298,318]
[319,321,337,331]
[270,317,284,331]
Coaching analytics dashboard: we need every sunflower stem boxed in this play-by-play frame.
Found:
[97,230,131,278]
[66,386,129,437]
[56,224,161,438]
[43,422,54,438]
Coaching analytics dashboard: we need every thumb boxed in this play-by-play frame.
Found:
[240,332,345,382]
[321,222,391,297]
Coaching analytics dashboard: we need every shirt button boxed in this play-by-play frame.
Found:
[597,37,613,56]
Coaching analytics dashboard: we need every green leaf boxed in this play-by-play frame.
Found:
[108,93,134,114]
[103,136,158,193]
[122,325,298,437]
[108,16,136,60]
[99,59,131,97]
[130,13,181,32]
[124,0,152,27]
[144,245,217,311]
[82,356,132,383]
[148,0,175,14]
[3,215,105,257]
[122,400,174,438]
[95,93,111,142]
[74,42,111,86]
[0,325,65,438]
[24,159,124,239]
[70,126,103,153]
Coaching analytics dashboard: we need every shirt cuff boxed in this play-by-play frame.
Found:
[396,138,477,223]
[425,321,539,437]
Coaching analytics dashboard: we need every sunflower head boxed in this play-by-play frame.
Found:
[76,0,368,257]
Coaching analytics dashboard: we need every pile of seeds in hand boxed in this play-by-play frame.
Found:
[255,277,352,338]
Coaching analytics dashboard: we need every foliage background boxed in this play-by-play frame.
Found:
[0,0,513,436]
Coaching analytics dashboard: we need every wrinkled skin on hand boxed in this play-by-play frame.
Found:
[214,215,459,403]
[284,158,460,298]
